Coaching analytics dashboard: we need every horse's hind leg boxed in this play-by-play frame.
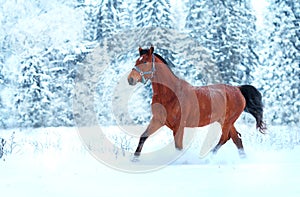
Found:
[230,125,246,158]
[173,126,184,150]
[212,124,231,154]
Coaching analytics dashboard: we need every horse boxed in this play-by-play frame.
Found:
[127,45,266,157]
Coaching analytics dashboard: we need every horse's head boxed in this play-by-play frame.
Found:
[128,46,155,85]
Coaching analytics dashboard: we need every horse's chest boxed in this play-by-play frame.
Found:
[152,92,184,129]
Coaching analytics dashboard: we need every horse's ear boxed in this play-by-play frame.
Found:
[139,46,143,56]
[149,45,154,54]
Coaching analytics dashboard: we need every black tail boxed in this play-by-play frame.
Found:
[239,85,266,133]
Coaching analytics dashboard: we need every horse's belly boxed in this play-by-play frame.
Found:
[196,87,227,126]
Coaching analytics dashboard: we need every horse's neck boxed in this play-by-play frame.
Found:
[151,63,184,101]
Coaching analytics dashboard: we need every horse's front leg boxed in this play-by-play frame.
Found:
[134,118,163,156]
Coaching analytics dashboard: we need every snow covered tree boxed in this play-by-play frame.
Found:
[15,55,51,128]
[83,2,102,41]
[0,59,6,128]
[0,0,298,130]
[0,138,5,159]
[185,0,258,84]
[134,0,174,28]
[0,0,87,128]
[0,72,16,128]
[253,0,300,125]
[97,0,132,40]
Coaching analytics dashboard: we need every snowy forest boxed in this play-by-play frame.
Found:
[1,0,300,195]
[0,0,299,130]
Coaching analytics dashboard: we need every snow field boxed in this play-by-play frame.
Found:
[1,125,300,196]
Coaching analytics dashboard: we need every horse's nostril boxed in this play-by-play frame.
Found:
[128,77,134,85]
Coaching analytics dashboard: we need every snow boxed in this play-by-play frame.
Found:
[1,125,300,197]
[251,0,269,28]
[0,0,299,196]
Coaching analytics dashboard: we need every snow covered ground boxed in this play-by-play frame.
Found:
[1,124,300,197]
[1,0,299,196]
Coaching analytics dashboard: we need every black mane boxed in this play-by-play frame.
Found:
[139,49,178,78]
[139,49,170,67]
[154,53,178,79]
[142,50,179,80]
[154,53,169,66]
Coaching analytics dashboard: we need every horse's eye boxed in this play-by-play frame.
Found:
[143,62,147,64]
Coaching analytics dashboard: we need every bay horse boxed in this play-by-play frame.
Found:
[128,46,266,157]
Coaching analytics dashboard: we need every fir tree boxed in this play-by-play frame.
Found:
[83,2,102,41]
[134,0,174,28]
[253,0,300,125]
[15,55,51,128]
[98,0,132,40]
[185,0,258,84]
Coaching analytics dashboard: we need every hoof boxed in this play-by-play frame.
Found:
[238,150,247,159]
[175,144,183,150]
[175,147,183,151]
[131,155,140,162]
[211,148,217,155]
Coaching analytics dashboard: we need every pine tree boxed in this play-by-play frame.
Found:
[15,55,51,128]
[185,0,258,84]
[46,54,77,127]
[253,0,300,125]
[83,2,102,41]
[134,0,174,28]
[97,0,132,40]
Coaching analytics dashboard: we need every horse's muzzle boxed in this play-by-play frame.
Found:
[128,77,137,85]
